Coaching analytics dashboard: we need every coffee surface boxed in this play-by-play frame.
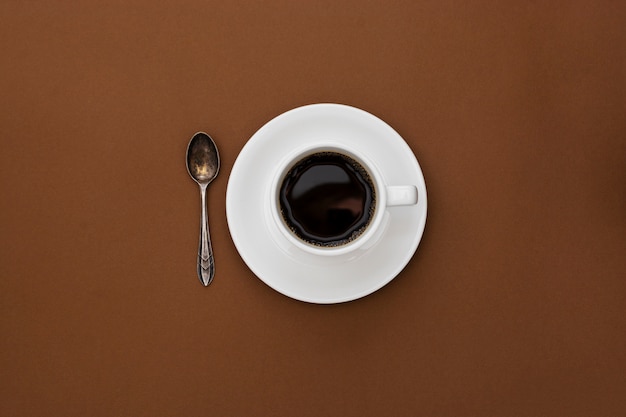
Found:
[279,152,375,247]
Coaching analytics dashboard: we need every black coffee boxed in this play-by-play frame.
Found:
[279,151,376,247]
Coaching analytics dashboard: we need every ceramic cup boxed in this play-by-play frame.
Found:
[268,142,418,256]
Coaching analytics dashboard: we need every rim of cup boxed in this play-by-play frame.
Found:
[268,142,388,256]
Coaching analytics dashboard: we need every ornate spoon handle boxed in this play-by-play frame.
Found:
[197,184,214,286]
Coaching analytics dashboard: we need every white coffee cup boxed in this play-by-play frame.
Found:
[268,142,418,256]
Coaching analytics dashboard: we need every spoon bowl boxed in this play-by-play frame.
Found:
[186,132,220,286]
[187,133,220,184]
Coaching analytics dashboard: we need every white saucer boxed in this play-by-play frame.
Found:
[226,104,427,303]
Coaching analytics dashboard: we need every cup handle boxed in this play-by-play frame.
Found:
[386,185,418,206]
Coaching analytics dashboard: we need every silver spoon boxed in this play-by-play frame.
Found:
[186,132,220,286]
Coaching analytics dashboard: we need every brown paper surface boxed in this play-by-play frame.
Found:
[1,1,625,416]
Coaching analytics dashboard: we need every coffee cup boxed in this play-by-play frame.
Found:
[268,142,418,256]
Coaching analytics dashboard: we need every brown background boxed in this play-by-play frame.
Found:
[1,1,625,416]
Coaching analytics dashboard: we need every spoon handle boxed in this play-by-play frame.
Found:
[197,184,214,286]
